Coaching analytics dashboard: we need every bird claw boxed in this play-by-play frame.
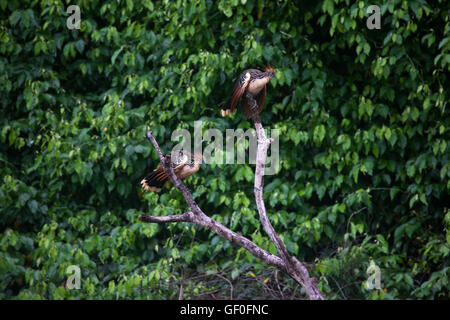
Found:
[248,95,259,115]
[244,92,259,119]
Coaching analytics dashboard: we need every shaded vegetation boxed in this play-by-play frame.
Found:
[0,0,449,299]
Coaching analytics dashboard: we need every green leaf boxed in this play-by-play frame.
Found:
[111,47,123,64]
[313,125,326,146]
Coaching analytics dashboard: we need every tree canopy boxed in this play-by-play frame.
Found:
[0,0,449,299]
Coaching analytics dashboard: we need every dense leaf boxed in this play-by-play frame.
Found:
[0,0,448,300]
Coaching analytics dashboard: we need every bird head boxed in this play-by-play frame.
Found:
[265,65,275,78]
[171,150,190,165]
[194,153,206,164]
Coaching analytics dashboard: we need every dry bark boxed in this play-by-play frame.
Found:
[139,116,325,300]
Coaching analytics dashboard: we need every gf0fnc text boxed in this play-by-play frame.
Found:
[224,304,269,315]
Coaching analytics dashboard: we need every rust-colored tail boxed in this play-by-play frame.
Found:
[140,167,169,192]
[221,107,235,117]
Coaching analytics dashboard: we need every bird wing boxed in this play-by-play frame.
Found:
[152,166,169,182]
[146,153,189,183]
[256,85,266,114]
[141,153,191,192]
[225,71,251,113]
[140,166,168,191]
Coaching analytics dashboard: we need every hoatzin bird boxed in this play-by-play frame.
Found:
[140,150,205,192]
[221,66,275,118]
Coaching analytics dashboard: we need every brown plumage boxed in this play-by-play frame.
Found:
[221,66,275,118]
[141,151,204,192]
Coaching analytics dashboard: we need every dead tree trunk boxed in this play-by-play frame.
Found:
[139,117,325,300]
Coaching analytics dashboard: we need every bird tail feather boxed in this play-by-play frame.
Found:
[221,104,235,117]
[140,169,168,192]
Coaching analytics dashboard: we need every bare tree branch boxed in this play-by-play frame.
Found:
[251,111,324,300]
[214,273,234,300]
[140,132,285,270]
[139,125,325,300]
[139,212,194,223]
[178,268,184,300]
[253,113,291,263]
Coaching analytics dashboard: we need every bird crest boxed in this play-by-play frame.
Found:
[265,65,275,73]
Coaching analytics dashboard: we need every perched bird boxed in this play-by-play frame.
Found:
[221,66,275,118]
[140,150,204,192]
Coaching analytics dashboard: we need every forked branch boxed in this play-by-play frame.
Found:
[139,122,324,299]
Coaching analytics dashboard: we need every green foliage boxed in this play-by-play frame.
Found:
[0,0,449,299]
